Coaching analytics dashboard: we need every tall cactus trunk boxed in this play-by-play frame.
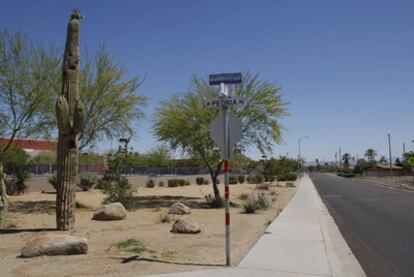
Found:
[56,10,85,231]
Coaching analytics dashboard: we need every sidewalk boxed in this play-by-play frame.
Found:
[145,175,366,277]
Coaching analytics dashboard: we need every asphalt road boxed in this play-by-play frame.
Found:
[310,173,414,277]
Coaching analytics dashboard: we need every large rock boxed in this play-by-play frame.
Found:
[21,234,88,258]
[171,216,201,234]
[92,202,127,220]
[169,202,191,215]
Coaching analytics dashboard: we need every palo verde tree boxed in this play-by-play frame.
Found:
[0,30,59,227]
[152,73,288,203]
[78,46,146,150]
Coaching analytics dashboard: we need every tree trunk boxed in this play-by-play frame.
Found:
[208,164,222,202]
[56,136,78,230]
[0,162,9,228]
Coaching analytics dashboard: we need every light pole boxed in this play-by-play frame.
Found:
[298,136,309,176]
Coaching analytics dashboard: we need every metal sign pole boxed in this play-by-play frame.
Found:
[221,82,231,266]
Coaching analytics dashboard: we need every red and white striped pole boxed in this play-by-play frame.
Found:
[221,83,231,266]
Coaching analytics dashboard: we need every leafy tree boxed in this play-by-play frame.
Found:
[2,145,30,194]
[77,46,147,150]
[263,156,299,182]
[364,148,377,162]
[143,145,171,167]
[379,156,387,163]
[153,73,288,202]
[0,30,59,227]
[342,153,352,171]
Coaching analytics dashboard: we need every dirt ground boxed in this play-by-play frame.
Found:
[0,180,298,277]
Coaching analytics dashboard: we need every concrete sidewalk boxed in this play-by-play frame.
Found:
[145,175,366,277]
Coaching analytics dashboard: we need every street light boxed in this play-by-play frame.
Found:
[298,136,309,176]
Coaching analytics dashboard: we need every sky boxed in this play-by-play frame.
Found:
[1,0,413,162]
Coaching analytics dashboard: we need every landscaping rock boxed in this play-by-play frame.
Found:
[169,202,191,215]
[21,234,88,258]
[171,216,201,234]
[92,202,127,220]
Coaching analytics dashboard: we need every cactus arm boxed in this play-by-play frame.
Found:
[56,95,71,135]
[73,100,85,134]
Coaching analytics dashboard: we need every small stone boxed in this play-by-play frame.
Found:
[21,234,88,258]
[169,202,191,215]
[171,216,201,234]
[92,202,127,220]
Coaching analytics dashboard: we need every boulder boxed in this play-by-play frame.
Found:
[171,216,201,234]
[21,234,88,258]
[92,202,127,220]
[169,202,191,215]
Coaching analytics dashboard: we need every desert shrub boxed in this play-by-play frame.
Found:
[238,175,245,184]
[257,183,269,190]
[196,177,205,185]
[185,180,190,186]
[229,175,238,185]
[96,178,110,189]
[256,191,270,210]
[246,175,254,184]
[146,179,155,188]
[204,194,224,208]
[159,213,171,223]
[102,175,136,210]
[48,173,58,191]
[277,172,297,181]
[203,179,210,185]
[242,198,257,213]
[239,193,249,200]
[78,172,97,191]
[167,179,178,187]
[178,179,186,186]
[286,182,295,187]
[255,174,264,183]
[159,181,165,187]
[75,201,91,210]
[242,192,271,213]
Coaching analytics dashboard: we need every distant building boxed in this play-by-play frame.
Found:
[0,137,56,157]
[366,163,405,177]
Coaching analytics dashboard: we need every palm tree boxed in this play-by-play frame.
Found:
[364,148,377,162]
[342,153,352,171]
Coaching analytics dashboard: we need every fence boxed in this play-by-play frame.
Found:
[28,164,252,176]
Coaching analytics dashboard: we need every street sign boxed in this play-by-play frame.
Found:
[209,111,243,158]
[209,73,242,85]
[205,96,245,109]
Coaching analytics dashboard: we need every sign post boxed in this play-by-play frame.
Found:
[208,72,242,267]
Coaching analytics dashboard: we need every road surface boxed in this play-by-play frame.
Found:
[310,173,414,277]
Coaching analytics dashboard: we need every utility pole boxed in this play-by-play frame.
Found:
[388,133,393,177]
[339,147,342,171]
[334,151,338,168]
[403,142,406,155]
[298,136,309,176]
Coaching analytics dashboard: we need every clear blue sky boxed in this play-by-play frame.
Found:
[1,0,413,162]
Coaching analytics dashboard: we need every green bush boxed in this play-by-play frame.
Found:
[286,182,295,187]
[242,198,257,213]
[96,178,110,189]
[48,173,58,191]
[167,179,178,187]
[196,177,205,185]
[203,179,210,185]
[78,172,97,191]
[204,194,224,208]
[239,193,249,200]
[146,179,155,188]
[159,181,165,187]
[337,172,355,178]
[238,175,245,184]
[229,175,238,185]
[185,180,190,186]
[246,175,254,184]
[178,179,186,186]
[2,145,30,194]
[102,175,136,210]
[277,172,297,181]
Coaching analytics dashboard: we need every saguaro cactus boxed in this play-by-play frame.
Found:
[56,10,85,231]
